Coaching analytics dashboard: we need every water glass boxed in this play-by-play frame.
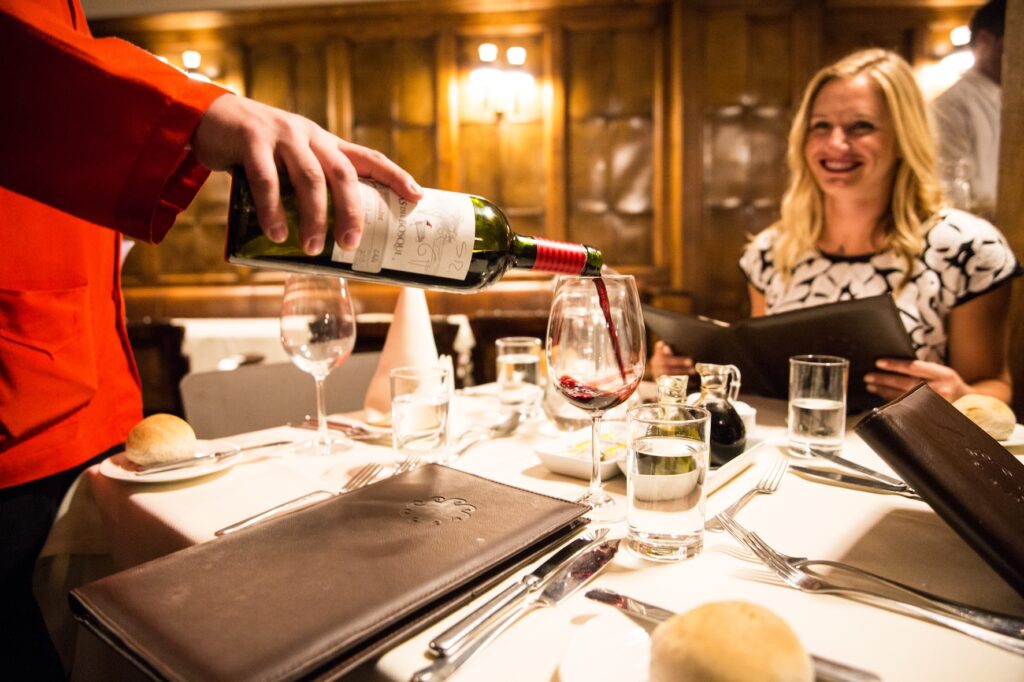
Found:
[391,366,451,462]
[625,404,709,562]
[788,354,849,456]
[496,336,544,417]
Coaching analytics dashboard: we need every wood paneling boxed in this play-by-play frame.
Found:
[96,0,1016,332]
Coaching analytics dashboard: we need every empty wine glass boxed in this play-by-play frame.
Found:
[280,274,357,456]
[546,274,645,520]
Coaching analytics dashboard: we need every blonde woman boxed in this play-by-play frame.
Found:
[739,48,1017,403]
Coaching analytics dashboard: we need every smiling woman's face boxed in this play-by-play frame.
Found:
[804,74,899,203]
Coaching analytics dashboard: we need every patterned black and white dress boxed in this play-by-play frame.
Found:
[739,209,1020,363]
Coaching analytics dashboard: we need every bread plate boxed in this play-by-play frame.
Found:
[560,611,648,682]
[100,440,242,483]
[1000,423,1024,455]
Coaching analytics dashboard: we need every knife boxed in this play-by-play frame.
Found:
[428,528,610,656]
[806,448,909,489]
[133,440,292,476]
[791,465,922,500]
[585,588,881,682]
[411,539,620,682]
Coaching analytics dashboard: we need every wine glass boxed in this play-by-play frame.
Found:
[546,274,645,520]
[280,273,357,456]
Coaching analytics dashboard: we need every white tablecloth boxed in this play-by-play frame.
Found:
[45,392,1024,681]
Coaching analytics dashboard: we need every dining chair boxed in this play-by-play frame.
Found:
[179,352,381,439]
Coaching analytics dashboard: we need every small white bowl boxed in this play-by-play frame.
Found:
[534,429,626,481]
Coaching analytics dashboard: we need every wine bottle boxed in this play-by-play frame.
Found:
[224,168,603,292]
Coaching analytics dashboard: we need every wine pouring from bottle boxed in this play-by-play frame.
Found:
[225,167,603,292]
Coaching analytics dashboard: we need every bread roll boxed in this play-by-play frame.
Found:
[650,601,813,682]
[125,413,197,466]
[952,394,1016,441]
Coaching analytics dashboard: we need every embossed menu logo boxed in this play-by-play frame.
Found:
[965,446,1024,504]
[403,496,476,525]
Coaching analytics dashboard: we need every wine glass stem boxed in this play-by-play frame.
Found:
[314,375,329,449]
[589,415,604,499]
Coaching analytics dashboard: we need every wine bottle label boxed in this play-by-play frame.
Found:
[332,182,475,280]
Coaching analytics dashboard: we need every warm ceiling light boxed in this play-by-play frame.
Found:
[478,43,498,63]
[506,46,527,66]
[950,25,971,47]
[182,50,202,70]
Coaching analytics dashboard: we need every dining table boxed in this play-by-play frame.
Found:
[40,386,1024,681]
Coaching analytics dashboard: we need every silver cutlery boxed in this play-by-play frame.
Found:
[428,528,610,656]
[133,440,292,476]
[411,539,620,682]
[214,461,391,536]
[445,410,524,462]
[717,512,1024,654]
[293,417,392,445]
[807,448,910,490]
[705,453,787,531]
[790,465,922,500]
[585,588,881,682]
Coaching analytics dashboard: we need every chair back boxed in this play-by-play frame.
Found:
[179,353,381,439]
[127,320,190,417]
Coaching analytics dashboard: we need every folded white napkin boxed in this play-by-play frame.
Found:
[362,287,439,423]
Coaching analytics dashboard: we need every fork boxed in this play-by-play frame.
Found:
[705,454,787,531]
[214,462,384,536]
[717,512,1024,654]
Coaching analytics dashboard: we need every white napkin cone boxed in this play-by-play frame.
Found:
[362,287,439,423]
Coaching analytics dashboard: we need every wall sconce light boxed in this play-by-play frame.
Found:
[506,46,526,66]
[181,49,213,83]
[478,43,499,63]
[469,42,536,118]
[949,25,971,48]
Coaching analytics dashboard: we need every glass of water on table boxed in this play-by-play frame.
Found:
[625,403,710,561]
[496,336,544,417]
[787,355,849,456]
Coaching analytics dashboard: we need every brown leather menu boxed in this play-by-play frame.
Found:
[70,465,589,681]
[855,384,1024,598]
[642,294,915,412]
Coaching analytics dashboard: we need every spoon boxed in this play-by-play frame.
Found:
[448,411,524,461]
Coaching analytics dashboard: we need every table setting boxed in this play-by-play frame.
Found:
[39,276,1024,681]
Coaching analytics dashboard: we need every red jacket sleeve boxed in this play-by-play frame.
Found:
[0,4,229,243]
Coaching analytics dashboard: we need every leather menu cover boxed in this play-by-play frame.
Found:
[642,294,915,412]
[69,465,589,681]
[855,384,1024,598]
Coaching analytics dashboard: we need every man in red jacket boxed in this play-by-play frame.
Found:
[0,1,422,676]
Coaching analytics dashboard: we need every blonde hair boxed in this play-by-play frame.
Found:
[769,48,944,286]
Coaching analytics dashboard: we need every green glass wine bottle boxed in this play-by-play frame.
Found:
[225,167,603,292]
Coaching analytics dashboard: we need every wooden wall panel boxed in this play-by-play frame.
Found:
[294,45,328,127]
[95,0,1011,328]
[395,40,436,126]
[248,45,293,111]
[350,40,393,123]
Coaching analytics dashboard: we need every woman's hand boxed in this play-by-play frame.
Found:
[864,358,971,402]
[191,94,422,255]
[649,340,695,379]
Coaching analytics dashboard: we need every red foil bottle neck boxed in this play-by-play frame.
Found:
[532,239,589,274]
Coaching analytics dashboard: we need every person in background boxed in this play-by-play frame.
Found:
[739,48,1017,404]
[0,1,422,677]
[930,0,1004,220]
